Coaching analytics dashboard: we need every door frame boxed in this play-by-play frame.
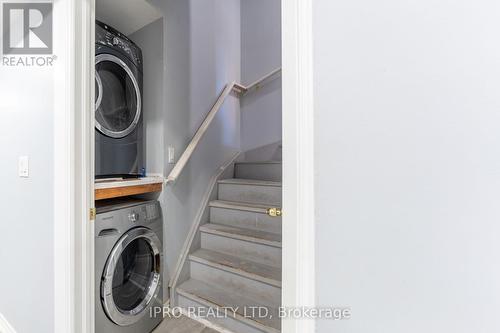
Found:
[53,1,75,332]
[62,1,96,333]
[67,0,315,332]
[282,1,316,332]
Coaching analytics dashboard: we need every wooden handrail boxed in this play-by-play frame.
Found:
[234,67,282,95]
[166,68,281,184]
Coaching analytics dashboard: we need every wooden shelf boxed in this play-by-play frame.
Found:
[95,176,164,201]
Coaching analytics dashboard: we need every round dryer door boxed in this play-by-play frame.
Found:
[95,53,141,138]
[101,227,161,326]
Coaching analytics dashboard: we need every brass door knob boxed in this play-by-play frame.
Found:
[267,207,282,217]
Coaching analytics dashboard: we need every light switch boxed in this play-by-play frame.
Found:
[18,156,29,178]
[168,146,175,164]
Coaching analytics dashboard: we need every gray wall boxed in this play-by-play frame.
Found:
[129,18,165,177]
[240,0,281,151]
[150,0,241,290]
[313,0,500,332]
[129,17,168,298]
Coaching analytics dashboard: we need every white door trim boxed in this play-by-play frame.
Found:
[0,312,17,333]
[67,1,96,333]
[53,0,76,332]
[282,0,316,333]
[74,1,96,333]
[70,0,315,332]
[75,1,96,333]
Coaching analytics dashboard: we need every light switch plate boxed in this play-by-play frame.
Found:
[18,156,29,178]
[168,146,175,164]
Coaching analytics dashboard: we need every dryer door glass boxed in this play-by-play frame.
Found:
[95,54,141,139]
[112,238,154,312]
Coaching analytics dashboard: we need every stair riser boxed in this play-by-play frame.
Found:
[234,164,282,182]
[218,184,282,206]
[190,261,281,305]
[210,207,282,234]
[201,232,282,268]
[177,295,274,333]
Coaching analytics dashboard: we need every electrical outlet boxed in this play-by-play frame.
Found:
[168,146,175,164]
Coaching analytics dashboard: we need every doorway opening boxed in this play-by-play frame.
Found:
[71,1,314,333]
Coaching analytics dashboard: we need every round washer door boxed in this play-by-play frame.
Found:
[95,53,141,138]
[101,227,161,326]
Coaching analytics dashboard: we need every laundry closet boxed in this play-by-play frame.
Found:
[91,1,282,333]
[92,1,166,332]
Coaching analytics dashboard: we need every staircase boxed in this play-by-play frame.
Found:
[175,160,282,333]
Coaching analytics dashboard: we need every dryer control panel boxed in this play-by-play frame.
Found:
[95,20,143,68]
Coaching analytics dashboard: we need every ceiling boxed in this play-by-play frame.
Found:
[96,0,163,36]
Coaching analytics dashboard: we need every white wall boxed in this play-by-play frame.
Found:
[151,0,241,288]
[0,3,67,332]
[0,68,55,333]
[313,0,500,332]
[240,0,281,151]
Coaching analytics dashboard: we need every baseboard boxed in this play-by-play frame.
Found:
[168,152,241,292]
[162,298,170,317]
[0,312,16,333]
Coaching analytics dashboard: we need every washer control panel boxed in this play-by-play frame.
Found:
[125,202,159,223]
[128,212,139,222]
[146,203,159,220]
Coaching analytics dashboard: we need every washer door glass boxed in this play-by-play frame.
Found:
[95,54,141,138]
[102,228,161,326]
[113,238,154,311]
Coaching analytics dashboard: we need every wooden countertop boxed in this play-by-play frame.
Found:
[95,176,164,200]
